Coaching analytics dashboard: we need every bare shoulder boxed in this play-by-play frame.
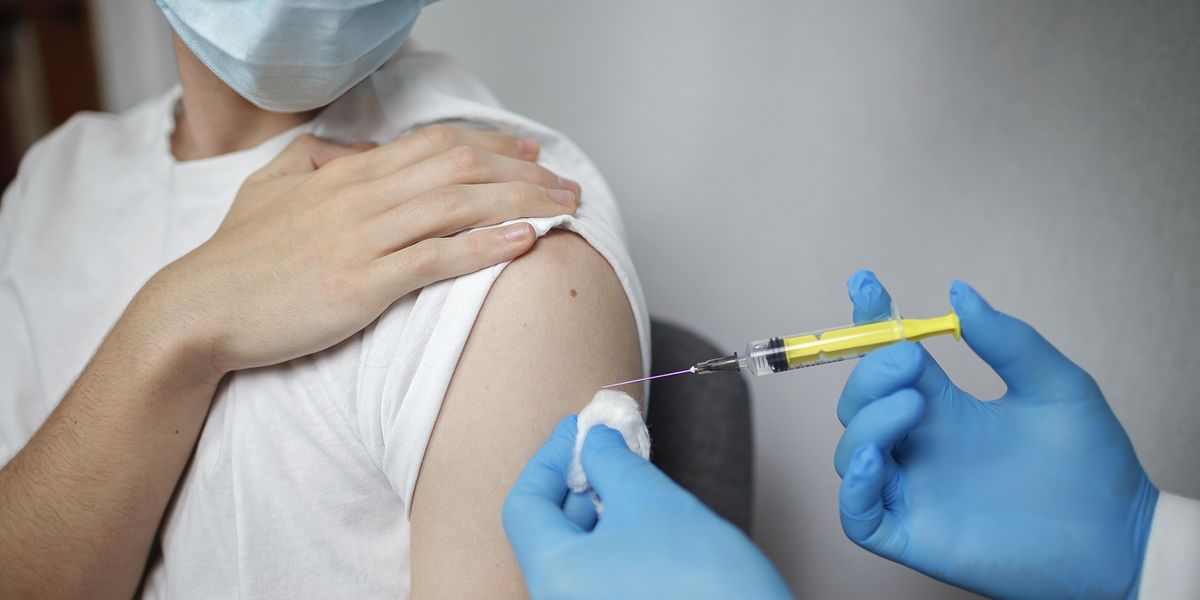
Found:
[482,229,640,349]
[409,229,642,598]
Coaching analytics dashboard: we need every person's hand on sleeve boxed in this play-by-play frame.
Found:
[503,416,793,600]
[142,125,579,374]
[835,270,1159,599]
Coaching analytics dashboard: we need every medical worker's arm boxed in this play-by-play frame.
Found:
[835,271,1160,599]
[410,230,643,599]
[0,127,579,599]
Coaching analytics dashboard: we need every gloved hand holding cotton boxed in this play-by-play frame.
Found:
[567,390,651,513]
[503,393,793,599]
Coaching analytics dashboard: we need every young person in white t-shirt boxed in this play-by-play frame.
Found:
[0,1,649,598]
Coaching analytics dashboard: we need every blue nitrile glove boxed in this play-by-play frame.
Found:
[503,416,793,600]
[836,270,1159,600]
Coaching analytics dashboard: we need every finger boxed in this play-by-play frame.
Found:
[314,142,378,168]
[367,181,575,254]
[580,425,679,511]
[839,444,906,559]
[503,416,581,558]
[367,146,579,212]
[349,124,541,180]
[369,222,536,304]
[562,491,599,531]
[950,280,1091,397]
[249,134,374,182]
[847,270,894,324]
[834,388,924,476]
[838,342,940,425]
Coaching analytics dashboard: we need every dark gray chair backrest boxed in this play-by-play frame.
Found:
[646,319,754,533]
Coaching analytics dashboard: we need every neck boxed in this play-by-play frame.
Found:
[170,35,319,161]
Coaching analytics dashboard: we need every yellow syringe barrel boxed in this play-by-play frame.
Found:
[742,312,960,376]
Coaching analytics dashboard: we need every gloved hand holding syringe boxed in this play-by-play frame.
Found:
[512,271,1168,600]
[605,309,961,388]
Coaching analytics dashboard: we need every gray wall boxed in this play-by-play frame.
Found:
[86,1,1199,598]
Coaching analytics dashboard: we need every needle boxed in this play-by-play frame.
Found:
[602,367,696,389]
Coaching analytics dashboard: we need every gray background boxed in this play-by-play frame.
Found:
[88,1,1199,598]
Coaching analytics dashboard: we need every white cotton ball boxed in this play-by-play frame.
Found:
[567,389,651,494]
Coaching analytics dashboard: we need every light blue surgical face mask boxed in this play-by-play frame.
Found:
[156,0,435,113]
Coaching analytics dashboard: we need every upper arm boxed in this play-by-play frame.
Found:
[409,230,642,598]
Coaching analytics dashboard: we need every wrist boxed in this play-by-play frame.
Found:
[120,271,229,386]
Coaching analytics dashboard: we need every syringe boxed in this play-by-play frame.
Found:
[604,312,960,388]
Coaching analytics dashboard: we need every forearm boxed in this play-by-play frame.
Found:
[0,285,222,599]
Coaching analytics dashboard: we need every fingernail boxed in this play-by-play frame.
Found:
[517,138,539,156]
[559,177,581,194]
[858,280,880,306]
[950,280,988,314]
[848,270,880,304]
[849,445,880,480]
[949,280,968,303]
[548,188,575,208]
[504,224,531,242]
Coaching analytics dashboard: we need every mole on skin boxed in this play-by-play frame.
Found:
[569,288,578,298]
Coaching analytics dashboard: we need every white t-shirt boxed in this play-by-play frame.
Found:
[0,43,649,598]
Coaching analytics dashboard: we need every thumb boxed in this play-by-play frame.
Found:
[253,134,376,180]
[581,425,675,510]
[950,280,1086,397]
[839,444,905,559]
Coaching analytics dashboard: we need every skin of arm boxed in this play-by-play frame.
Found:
[410,229,643,598]
[0,292,222,599]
